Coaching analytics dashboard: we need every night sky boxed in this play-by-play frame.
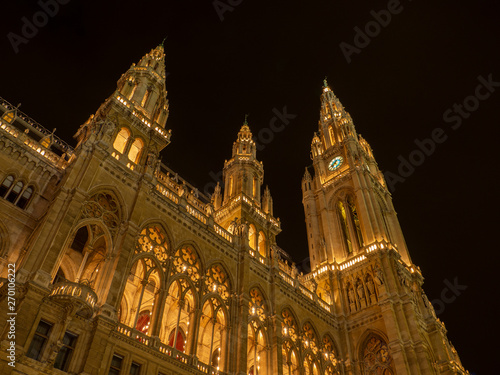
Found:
[2,0,498,373]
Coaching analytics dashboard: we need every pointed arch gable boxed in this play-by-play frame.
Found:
[84,185,127,224]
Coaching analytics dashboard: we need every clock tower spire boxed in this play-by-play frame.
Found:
[303,81,411,269]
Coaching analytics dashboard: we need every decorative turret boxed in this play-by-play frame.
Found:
[213,118,281,259]
[222,118,263,205]
[73,43,172,173]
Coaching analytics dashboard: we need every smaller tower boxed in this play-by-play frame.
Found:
[222,118,264,205]
[73,43,171,172]
[214,119,281,259]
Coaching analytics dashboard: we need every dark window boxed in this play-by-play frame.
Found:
[129,362,141,375]
[26,320,53,361]
[16,185,33,209]
[54,331,78,371]
[0,175,14,197]
[108,354,123,375]
[71,226,89,253]
[6,181,23,203]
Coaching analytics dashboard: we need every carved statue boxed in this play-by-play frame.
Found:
[366,276,375,296]
[356,282,365,300]
[348,286,355,305]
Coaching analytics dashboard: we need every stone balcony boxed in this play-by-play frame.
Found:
[48,280,98,318]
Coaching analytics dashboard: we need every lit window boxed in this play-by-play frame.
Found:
[16,185,33,209]
[113,128,131,154]
[54,331,78,371]
[249,225,256,250]
[6,181,23,204]
[0,175,14,197]
[128,138,144,164]
[27,320,53,361]
[141,90,151,108]
[108,354,123,375]
[2,111,15,124]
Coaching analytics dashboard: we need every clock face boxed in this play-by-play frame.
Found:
[328,156,344,171]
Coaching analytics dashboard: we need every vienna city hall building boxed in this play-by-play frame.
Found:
[0,45,467,375]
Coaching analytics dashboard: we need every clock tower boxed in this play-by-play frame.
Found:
[302,80,411,269]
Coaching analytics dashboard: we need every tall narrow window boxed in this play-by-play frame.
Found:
[347,196,364,248]
[113,128,130,154]
[248,225,256,250]
[27,320,53,361]
[141,89,151,108]
[16,185,33,209]
[6,181,23,203]
[229,176,234,196]
[128,138,144,164]
[0,175,14,197]
[258,232,266,257]
[108,354,123,375]
[253,177,257,198]
[54,331,78,371]
[337,201,353,254]
[129,362,142,375]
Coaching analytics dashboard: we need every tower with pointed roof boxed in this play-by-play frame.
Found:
[303,80,410,270]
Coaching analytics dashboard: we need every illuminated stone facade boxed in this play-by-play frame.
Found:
[0,45,468,375]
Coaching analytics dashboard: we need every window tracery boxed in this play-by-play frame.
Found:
[362,335,394,375]
[82,192,120,234]
[136,224,169,270]
[171,246,201,284]
[205,264,230,302]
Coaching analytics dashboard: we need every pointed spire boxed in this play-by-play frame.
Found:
[115,43,170,128]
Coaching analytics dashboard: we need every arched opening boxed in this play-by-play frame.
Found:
[6,181,23,203]
[168,327,186,352]
[128,138,144,164]
[197,297,227,370]
[0,175,14,197]
[16,185,34,209]
[113,128,130,154]
[347,195,363,248]
[120,257,160,337]
[360,334,395,375]
[337,200,353,255]
[258,231,266,257]
[161,278,194,353]
[248,225,256,251]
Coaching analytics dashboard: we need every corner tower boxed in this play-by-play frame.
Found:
[302,80,410,269]
[74,43,171,172]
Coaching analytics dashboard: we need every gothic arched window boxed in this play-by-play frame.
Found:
[347,195,363,248]
[337,201,353,254]
[258,231,266,257]
[361,334,395,375]
[6,181,23,204]
[128,138,144,164]
[248,288,268,375]
[0,175,14,197]
[249,225,257,251]
[113,128,130,154]
[16,185,34,209]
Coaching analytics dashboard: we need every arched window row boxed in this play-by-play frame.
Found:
[248,224,267,258]
[336,194,364,256]
[112,127,144,164]
[119,224,235,371]
[0,174,34,209]
[281,308,341,375]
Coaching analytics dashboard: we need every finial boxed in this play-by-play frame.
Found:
[244,113,249,125]
[160,36,168,47]
[323,76,328,88]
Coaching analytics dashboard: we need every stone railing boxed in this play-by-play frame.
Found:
[115,323,228,375]
[48,280,98,318]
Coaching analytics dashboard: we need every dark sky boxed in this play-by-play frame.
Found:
[2,0,498,373]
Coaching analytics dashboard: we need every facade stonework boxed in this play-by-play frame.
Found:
[0,45,467,375]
